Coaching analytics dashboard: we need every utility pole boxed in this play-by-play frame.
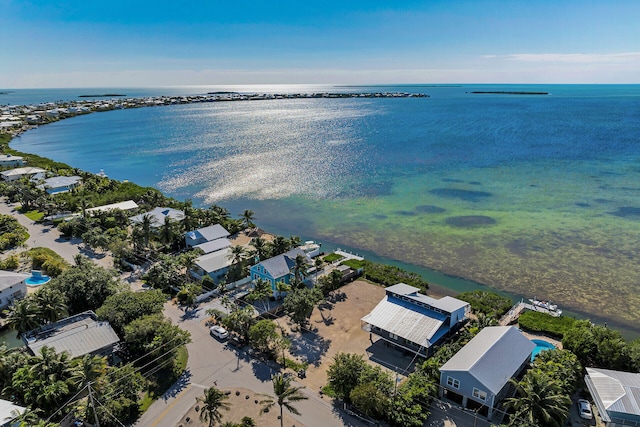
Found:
[87,382,101,427]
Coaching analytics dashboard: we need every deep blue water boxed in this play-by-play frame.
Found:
[8,84,640,335]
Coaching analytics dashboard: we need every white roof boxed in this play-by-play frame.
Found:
[361,295,446,348]
[195,238,232,254]
[0,270,29,292]
[38,175,82,189]
[195,248,233,273]
[586,367,640,421]
[187,224,230,242]
[0,154,24,161]
[440,326,535,395]
[129,207,185,226]
[86,200,138,213]
[1,166,45,177]
[0,398,26,424]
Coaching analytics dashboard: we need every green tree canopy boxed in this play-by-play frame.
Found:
[96,289,167,335]
[283,286,322,327]
[123,314,191,362]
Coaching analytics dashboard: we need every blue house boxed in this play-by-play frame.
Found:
[249,248,311,297]
[361,283,470,357]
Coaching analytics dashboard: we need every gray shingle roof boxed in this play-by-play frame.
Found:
[586,367,640,422]
[260,248,309,279]
[440,326,535,395]
[24,311,119,358]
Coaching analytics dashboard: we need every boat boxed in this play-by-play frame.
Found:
[529,297,562,315]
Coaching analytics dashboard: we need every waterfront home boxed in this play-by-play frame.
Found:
[0,154,26,167]
[22,311,120,359]
[191,247,234,283]
[0,399,26,427]
[194,238,232,254]
[85,200,139,214]
[249,248,312,298]
[129,206,185,228]
[36,175,82,195]
[0,166,45,181]
[0,270,29,310]
[585,367,640,426]
[185,224,230,247]
[361,283,469,357]
[439,326,535,419]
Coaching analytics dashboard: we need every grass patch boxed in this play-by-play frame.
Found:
[457,290,513,320]
[174,345,188,374]
[22,209,45,221]
[323,253,343,263]
[518,311,578,339]
[321,384,337,398]
[283,357,308,372]
[138,394,154,413]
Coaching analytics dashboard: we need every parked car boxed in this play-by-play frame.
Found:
[210,325,229,340]
[578,399,593,420]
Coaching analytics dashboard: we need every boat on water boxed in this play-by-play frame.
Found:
[529,297,562,315]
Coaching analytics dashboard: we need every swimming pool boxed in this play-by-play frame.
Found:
[25,274,51,286]
[531,339,556,361]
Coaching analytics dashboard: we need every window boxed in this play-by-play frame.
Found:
[447,377,460,389]
[473,388,487,401]
[389,333,398,340]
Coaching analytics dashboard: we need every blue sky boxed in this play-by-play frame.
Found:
[1,0,639,87]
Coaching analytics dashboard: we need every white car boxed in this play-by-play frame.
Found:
[578,399,593,420]
[209,325,229,340]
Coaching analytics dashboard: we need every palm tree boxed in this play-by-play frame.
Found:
[292,254,309,286]
[33,287,68,324]
[71,354,107,389]
[240,209,256,230]
[250,237,269,261]
[5,298,40,337]
[260,373,308,427]
[504,369,571,427]
[137,213,156,248]
[270,236,290,256]
[288,235,301,248]
[197,386,231,427]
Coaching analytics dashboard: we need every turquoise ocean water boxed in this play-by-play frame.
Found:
[6,84,640,335]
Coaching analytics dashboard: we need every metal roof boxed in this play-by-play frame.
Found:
[129,207,185,226]
[39,175,82,189]
[439,326,535,395]
[259,248,309,279]
[195,248,233,273]
[0,270,29,292]
[191,224,230,242]
[386,283,469,313]
[1,166,45,177]
[586,367,640,422]
[361,295,447,348]
[86,200,138,213]
[195,238,232,254]
[0,398,26,424]
[24,311,120,359]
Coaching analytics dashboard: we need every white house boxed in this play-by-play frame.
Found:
[36,175,82,195]
[0,166,45,181]
[0,154,26,167]
[191,247,233,283]
[129,207,185,228]
[439,326,535,419]
[0,271,29,309]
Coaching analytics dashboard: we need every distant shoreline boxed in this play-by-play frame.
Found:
[78,94,127,97]
[470,91,549,95]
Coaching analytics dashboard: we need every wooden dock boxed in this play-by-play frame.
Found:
[499,300,562,326]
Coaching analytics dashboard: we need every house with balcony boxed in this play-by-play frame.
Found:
[249,248,312,297]
[361,283,469,357]
[439,326,535,419]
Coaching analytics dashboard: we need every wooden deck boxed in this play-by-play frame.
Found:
[499,300,562,326]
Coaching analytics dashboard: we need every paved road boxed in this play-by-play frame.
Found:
[0,199,113,269]
[135,301,365,427]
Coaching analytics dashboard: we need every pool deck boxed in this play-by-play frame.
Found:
[520,331,563,350]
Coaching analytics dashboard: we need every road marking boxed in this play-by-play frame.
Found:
[148,384,192,427]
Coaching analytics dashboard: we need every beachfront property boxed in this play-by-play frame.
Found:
[585,367,640,426]
[129,206,185,228]
[0,154,26,167]
[85,199,139,214]
[191,247,234,283]
[0,270,29,310]
[185,224,230,248]
[0,166,45,181]
[361,283,469,357]
[249,248,313,297]
[36,175,82,195]
[439,326,535,419]
[22,311,120,359]
[0,398,26,427]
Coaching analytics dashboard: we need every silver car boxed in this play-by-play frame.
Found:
[578,399,593,420]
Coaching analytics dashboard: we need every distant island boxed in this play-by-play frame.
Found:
[79,94,127,97]
[470,91,549,95]
[0,91,11,95]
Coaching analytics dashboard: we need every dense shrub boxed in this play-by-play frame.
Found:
[456,290,512,319]
[26,247,70,276]
[518,311,577,339]
[356,260,428,291]
[0,214,28,250]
